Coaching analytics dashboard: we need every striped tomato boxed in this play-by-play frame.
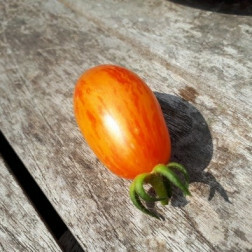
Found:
[74,65,190,218]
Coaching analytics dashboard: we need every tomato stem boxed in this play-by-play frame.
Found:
[129,162,191,219]
[129,179,160,219]
[134,173,166,202]
[147,174,169,205]
[154,164,191,196]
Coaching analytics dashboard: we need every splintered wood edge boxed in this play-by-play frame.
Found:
[0,155,61,251]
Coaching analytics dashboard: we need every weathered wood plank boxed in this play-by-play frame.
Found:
[61,0,252,110]
[0,155,61,251]
[0,0,251,251]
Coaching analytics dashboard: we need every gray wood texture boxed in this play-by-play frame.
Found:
[0,0,251,251]
[0,155,61,251]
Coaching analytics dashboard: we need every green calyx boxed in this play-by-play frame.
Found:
[129,162,191,219]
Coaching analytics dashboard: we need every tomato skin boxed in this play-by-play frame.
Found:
[74,65,171,179]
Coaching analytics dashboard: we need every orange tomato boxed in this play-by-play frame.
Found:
[74,65,171,179]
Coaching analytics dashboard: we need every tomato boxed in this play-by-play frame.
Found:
[74,65,190,219]
[74,65,171,179]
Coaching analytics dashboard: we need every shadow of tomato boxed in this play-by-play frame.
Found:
[155,92,230,207]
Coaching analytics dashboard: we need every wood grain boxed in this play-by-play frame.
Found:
[0,155,61,251]
[0,0,251,251]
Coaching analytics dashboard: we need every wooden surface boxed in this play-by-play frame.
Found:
[0,0,251,251]
[0,155,61,251]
